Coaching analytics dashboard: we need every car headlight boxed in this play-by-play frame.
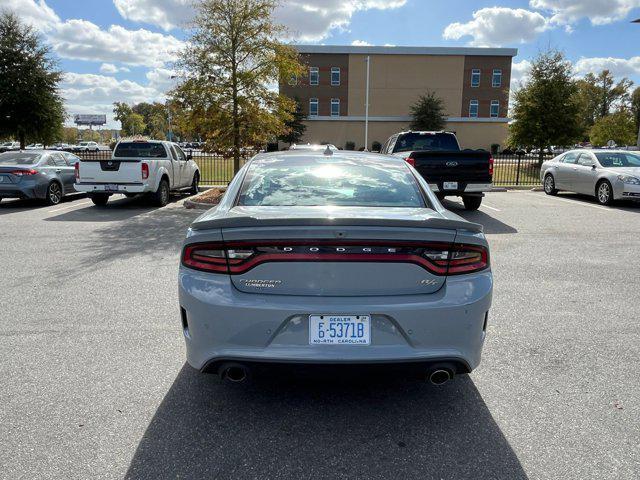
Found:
[617,175,640,185]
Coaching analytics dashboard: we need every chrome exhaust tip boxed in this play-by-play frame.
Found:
[428,369,452,386]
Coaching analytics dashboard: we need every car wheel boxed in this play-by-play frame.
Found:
[190,173,200,196]
[152,179,170,207]
[462,195,482,210]
[45,182,63,205]
[544,174,558,195]
[596,180,614,206]
[90,193,110,206]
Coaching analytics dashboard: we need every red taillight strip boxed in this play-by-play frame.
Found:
[181,240,489,276]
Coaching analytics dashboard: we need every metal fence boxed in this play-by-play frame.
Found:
[76,150,547,187]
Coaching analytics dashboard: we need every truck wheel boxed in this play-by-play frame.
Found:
[462,195,482,211]
[152,179,170,207]
[190,173,200,196]
[90,193,110,206]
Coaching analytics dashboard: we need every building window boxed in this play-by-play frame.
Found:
[471,69,480,87]
[331,67,340,86]
[288,74,297,86]
[469,100,479,118]
[309,98,319,117]
[492,69,502,87]
[309,67,319,86]
[331,98,340,116]
[490,100,500,118]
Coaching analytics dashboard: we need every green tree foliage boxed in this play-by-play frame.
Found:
[171,0,303,173]
[409,92,446,131]
[576,70,633,131]
[590,111,637,147]
[509,50,582,163]
[113,102,146,136]
[631,87,640,135]
[0,12,65,148]
[278,97,306,145]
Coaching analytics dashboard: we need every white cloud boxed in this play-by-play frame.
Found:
[99,63,130,74]
[573,56,640,77]
[145,67,178,92]
[443,7,550,47]
[351,40,372,46]
[2,0,59,30]
[530,0,640,26]
[113,0,408,41]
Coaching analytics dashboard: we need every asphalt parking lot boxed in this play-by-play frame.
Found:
[1,191,639,480]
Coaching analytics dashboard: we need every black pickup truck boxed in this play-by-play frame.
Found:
[381,131,493,210]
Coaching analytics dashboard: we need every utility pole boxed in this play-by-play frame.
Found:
[364,55,370,151]
[634,20,640,146]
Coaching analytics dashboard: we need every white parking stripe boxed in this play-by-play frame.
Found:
[48,201,90,213]
[523,192,610,211]
[480,203,501,212]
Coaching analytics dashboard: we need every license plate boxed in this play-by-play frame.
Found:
[309,315,371,345]
[443,181,458,190]
[105,184,119,192]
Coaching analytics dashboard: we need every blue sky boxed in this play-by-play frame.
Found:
[6,0,640,128]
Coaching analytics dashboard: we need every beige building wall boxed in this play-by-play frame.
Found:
[347,55,465,117]
[300,119,509,151]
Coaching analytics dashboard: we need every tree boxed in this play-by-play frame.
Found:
[113,102,146,136]
[576,70,633,131]
[631,87,640,146]
[590,111,637,147]
[171,0,303,173]
[409,92,446,131]
[509,50,582,164]
[0,12,65,148]
[278,97,306,145]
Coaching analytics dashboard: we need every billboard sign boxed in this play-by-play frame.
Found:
[74,114,107,126]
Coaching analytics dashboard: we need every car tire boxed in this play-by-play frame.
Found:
[45,182,63,206]
[152,179,170,207]
[596,180,614,206]
[190,173,200,196]
[462,195,482,211]
[544,174,558,195]
[90,193,110,206]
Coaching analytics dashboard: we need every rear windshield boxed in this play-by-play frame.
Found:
[114,142,167,158]
[595,152,640,167]
[393,133,459,153]
[237,156,425,208]
[0,152,41,165]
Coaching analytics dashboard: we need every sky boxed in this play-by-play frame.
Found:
[5,0,640,129]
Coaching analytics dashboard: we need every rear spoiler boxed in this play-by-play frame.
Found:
[191,211,483,234]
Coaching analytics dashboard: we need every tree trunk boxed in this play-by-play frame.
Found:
[19,132,25,150]
[231,46,240,174]
[538,146,544,166]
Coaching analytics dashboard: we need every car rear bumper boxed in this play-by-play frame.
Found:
[178,268,493,372]
[75,182,150,194]
[0,182,40,199]
[428,183,492,195]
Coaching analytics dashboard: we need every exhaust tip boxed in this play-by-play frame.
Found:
[218,363,250,384]
[428,369,452,386]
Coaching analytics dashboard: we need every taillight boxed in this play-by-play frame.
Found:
[405,156,416,167]
[141,163,149,180]
[11,169,37,176]
[74,162,79,180]
[489,156,494,176]
[182,241,489,276]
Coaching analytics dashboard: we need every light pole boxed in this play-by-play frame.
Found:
[635,20,640,146]
[364,55,370,151]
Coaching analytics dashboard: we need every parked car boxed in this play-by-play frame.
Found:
[74,140,200,206]
[72,141,100,152]
[0,142,21,153]
[178,149,493,384]
[381,131,493,210]
[0,151,79,205]
[25,143,44,150]
[541,149,640,205]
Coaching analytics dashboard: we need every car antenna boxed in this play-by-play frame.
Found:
[324,145,333,156]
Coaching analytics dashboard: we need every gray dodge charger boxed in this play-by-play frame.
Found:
[178,149,493,385]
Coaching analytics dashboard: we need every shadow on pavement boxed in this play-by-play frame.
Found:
[0,194,86,215]
[125,364,527,480]
[442,199,518,235]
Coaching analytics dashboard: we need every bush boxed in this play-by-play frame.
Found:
[490,144,500,155]
[371,141,382,152]
[345,141,355,151]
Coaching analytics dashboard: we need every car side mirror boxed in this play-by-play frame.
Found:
[591,164,596,170]
[187,154,193,161]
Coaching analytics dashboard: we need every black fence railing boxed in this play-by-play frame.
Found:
[76,150,548,187]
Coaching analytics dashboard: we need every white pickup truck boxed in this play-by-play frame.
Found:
[75,140,200,206]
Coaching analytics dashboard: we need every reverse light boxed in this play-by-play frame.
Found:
[141,163,149,180]
[182,241,489,276]
[11,169,37,176]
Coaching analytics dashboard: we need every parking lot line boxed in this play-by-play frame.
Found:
[480,203,501,212]
[523,192,610,211]
[48,201,91,213]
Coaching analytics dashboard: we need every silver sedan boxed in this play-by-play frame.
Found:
[541,150,640,205]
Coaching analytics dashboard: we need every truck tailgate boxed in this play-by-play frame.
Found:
[78,159,143,184]
[411,151,492,185]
